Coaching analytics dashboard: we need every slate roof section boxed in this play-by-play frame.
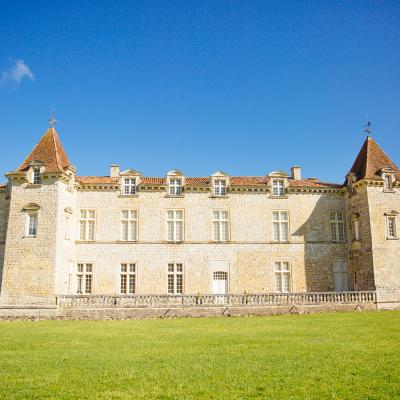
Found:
[17,127,71,173]
[347,136,400,182]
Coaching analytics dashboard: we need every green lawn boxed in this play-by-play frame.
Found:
[0,311,399,399]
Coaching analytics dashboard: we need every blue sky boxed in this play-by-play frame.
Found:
[1,1,399,183]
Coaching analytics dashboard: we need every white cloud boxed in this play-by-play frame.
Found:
[1,59,35,85]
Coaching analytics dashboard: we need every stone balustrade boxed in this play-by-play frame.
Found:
[56,291,376,308]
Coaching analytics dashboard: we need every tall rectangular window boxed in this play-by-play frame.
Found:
[384,175,392,191]
[168,263,183,294]
[169,179,182,196]
[79,210,95,241]
[274,261,290,292]
[65,214,70,239]
[214,180,226,196]
[123,178,136,195]
[353,218,360,241]
[33,167,41,184]
[77,263,93,294]
[0,214,5,243]
[121,210,138,241]
[330,212,345,241]
[213,210,229,241]
[272,179,285,196]
[120,263,136,294]
[272,211,289,241]
[167,210,184,242]
[27,213,38,237]
[387,216,397,238]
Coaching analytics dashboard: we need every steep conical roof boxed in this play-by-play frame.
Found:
[347,136,400,181]
[17,127,71,172]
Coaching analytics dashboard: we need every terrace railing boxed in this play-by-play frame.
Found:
[56,291,376,308]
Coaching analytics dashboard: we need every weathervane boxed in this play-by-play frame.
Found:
[49,110,56,128]
[364,113,372,135]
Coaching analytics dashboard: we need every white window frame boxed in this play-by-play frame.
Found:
[120,210,138,241]
[386,215,397,239]
[26,212,38,237]
[167,263,183,294]
[77,263,93,294]
[123,177,137,195]
[120,263,136,294]
[272,179,285,197]
[166,209,184,242]
[272,211,289,242]
[79,209,96,241]
[330,212,345,242]
[212,210,230,242]
[32,167,41,185]
[274,261,291,293]
[214,180,227,196]
[384,174,393,191]
[169,178,182,196]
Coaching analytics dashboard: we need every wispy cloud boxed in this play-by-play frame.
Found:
[1,59,35,85]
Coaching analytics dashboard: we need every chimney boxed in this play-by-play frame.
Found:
[110,164,120,177]
[291,166,301,180]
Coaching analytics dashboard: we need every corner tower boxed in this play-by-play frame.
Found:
[0,125,76,306]
[345,133,400,308]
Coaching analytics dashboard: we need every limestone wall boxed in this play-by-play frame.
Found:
[69,188,347,295]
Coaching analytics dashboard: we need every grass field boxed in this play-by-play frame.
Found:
[0,311,399,399]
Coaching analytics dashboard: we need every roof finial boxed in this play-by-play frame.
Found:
[49,110,56,128]
[364,113,372,136]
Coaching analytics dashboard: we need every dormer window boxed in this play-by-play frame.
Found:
[33,167,41,184]
[123,178,136,195]
[272,179,285,196]
[169,179,182,196]
[214,180,227,196]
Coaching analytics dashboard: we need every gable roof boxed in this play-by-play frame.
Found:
[17,127,71,173]
[347,136,400,182]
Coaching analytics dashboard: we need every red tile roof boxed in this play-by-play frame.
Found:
[347,136,400,182]
[76,175,341,188]
[18,128,71,173]
[76,176,119,184]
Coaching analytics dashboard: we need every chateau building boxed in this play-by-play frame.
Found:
[0,124,399,314]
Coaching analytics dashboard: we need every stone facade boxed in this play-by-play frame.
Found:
[0,127,399,314]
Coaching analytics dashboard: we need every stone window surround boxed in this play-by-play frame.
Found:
[212,209,230,242]
[274,261,292,293]
[272,210,290,242]
[330,211,346,242]
[167,262,184,294]
[385,211,398,240]
[22,203,40,238]
[120,263,137,294]
[166,209,185,242]
[120,209,138,242]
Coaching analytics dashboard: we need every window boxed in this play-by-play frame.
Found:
[33,167,41,184]
[272,211,289,241]
[387,216,397,238]
[120,263,136,294]
[27,213,38,237]
[169,179,182,196]
[272,179,285,196]
[77,263,93,294]
[384,175,392,191]
[65,214,70,239]
[274,262,290,292]
[332,261,348,292]
[121,210,138,241]
[79,210,95,241]
[167,210,184,242]
[212,210,229,241]
[123,178,136,195]
[0,214,5,243]
[330,212,345,242]
[214,180,227,196]
[353,218,360,241]
[168,263,183,294]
